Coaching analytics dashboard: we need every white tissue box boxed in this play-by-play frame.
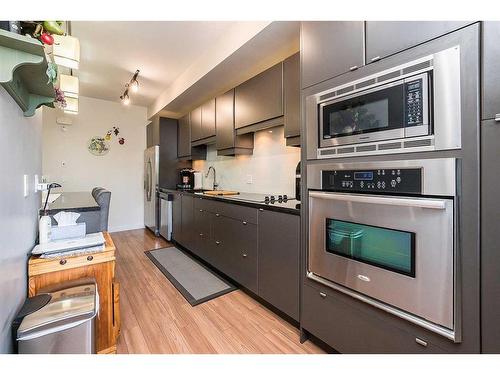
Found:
[51,222,86,241]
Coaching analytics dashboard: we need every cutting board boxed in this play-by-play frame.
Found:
[204,190,240,196]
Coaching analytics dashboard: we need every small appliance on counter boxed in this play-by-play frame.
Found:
[178,168,195,190]
[193,171,203,190]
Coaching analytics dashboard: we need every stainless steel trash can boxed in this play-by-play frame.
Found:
[16,281,99,354]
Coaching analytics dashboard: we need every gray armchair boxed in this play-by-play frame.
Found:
[92,187,111,232]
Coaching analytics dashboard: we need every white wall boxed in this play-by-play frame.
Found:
[0,88,42,353]
[193,126,300,196]
[42,96,147,232]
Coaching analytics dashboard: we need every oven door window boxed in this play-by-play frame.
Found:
[321,82,404,140]
[325,219,415,277]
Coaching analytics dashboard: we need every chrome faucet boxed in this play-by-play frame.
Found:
[206,166,218,190]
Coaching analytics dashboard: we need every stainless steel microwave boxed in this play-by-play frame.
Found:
[307,46,462,159]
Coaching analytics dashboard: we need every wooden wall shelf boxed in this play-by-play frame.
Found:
[0,29,54,117]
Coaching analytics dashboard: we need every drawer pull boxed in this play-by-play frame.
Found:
[259,208,264,212]
[319,292,327,298]
[215,240,221,245]
[215,213,220,217]
[349,65,358,71]
[242,221,247,225]
[87,255,94,261]
[415,338,428,347]
[199,233,204,237]
[371,55,381,62]
[495,114,500,122]
[59,259,67,265]
[242,253,248,258]
[199,209,203,212]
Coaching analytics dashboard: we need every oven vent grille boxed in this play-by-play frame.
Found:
[320,149,336,156]
[337,85,355,96]
[402,60,432,76]
[378,142,402,150]
[377,70,400,83]
[404,139,433,148]
[355,78,376,90]
[356,144,377,152]
[337,147,355,154]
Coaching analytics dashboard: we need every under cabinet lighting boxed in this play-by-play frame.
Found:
[53,35,80,70]
[60,74,79,98]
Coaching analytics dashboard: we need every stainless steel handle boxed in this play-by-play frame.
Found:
[215,213,220,217]
[349,65,358,71]
[415,338,428,347]
[199,233,204,237]
[495,114,500,122]
[199,209,203,212]
[242,253,248,258]
[371,55,381,62]
[319,292,327,298]
[242,221,247,225]
[309,191,447,210]
[215,240,221,245]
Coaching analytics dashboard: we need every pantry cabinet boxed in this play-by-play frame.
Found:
[177,114,191,158]
[283,52,300,146]
[201,98,216,139]
[190,106,203,141]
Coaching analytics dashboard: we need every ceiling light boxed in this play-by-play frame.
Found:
[119,70,140,104]
[64,97,79,114]
[53,34,80,70]
[60,74,79,98]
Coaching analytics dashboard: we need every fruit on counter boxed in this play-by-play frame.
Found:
[40,32,54,45]
[42,21,65,35]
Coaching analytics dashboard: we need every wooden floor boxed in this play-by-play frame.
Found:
[113,229,324,354]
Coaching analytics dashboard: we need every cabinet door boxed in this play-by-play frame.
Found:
[193,206,212,261]
[365,21,471,63]
[258,210,299,320]
[234,62,283,129]
[482,22,500,120]
[283,52,300,142]
[181,194,195,249]
[301,21,364,88]
[201,98,216,138]
[172,193,182,243]
[190,106,203,141]
[481,119,500,352]
[216,89,235,150]
[177,114,191,158]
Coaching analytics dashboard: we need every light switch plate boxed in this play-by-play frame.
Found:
[246,174,253,184]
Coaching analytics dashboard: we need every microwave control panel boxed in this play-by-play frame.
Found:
[321,168,422,194]
[405,79,424,126]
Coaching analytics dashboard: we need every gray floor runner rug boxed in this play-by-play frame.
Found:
[145,247,237,306]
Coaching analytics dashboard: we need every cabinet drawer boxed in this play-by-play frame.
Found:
[28,250,116,276]
[195,197,258,224]
[302,283,448,353]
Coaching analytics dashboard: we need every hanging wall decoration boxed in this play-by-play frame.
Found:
[104,126,125,145]
[88,136,110,156]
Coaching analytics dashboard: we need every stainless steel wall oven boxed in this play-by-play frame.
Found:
[306,46,462,159]
[307,158,460,342]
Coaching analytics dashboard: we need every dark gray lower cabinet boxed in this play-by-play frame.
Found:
[193,206,212,261]
[181,194,195,250]
[258,210,299,321]
[302,283,448,353]
[171,192,182,244]
[481,119,500,353]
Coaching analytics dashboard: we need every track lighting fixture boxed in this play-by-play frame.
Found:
[120,69,140,105]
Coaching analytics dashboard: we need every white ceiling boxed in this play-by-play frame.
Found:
[71,21,252,107]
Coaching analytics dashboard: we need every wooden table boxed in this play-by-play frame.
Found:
[28,231,120,354]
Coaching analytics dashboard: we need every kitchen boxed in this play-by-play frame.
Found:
[1,1,499,372]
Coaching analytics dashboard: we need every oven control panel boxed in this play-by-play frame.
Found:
[321,168,422,194]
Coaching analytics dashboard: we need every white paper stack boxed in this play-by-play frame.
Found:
[32,232,105,256]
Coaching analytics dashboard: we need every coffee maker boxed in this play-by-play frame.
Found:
[178,168,195,190]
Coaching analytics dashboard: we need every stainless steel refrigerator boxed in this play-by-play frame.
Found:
[144,145,159,234]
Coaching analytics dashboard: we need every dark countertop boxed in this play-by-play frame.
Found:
[159,187,300,216]
[41,192,100,215]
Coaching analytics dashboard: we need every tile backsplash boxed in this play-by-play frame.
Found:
[192,126,300,197]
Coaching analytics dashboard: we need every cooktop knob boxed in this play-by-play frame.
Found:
[278,195,283,201]
[283,194,288,201]
[264,196,270,202]
[270,195,275,202]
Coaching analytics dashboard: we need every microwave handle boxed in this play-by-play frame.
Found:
[309,191,447,210]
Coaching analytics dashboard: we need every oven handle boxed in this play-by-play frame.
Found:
[309,191,447,210]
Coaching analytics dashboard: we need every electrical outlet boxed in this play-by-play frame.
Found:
[23,175,29,197]
[246,174,253,184]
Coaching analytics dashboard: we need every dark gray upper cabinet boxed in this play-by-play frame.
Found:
[283,52,300,146]
[216,89,254,156]
[146,115,160,147]
[482,22,500,120]
[201,98,216,139]
[234,62,283,129]
[258,210,299,321]
[177,114,191,158]
[481,118,500,352]
[365,21,471,63]
[190,106,203,141]
[301,21,364,89]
